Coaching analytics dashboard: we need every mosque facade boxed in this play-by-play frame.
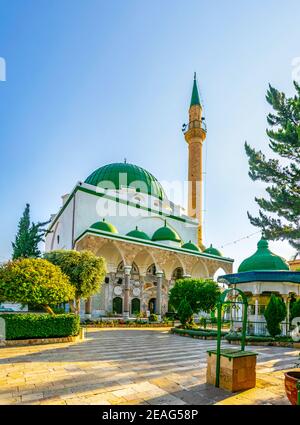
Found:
[45,76,233,319]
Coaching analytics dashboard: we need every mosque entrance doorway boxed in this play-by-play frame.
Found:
[148,298,156,314]
[113,297,123,315]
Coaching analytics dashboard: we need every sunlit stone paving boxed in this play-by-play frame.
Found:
[0,329,298,405]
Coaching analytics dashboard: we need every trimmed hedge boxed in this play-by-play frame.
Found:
[171,327,228,338]
[225,334,275,343]
[225,334,297,343]
[0,313,80,340]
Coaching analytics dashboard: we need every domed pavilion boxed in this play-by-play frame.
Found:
[218,238,300,335]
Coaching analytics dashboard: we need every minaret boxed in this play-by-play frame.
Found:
[184,73,206,249]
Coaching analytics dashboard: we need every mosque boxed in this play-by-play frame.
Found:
[45,76,234,319]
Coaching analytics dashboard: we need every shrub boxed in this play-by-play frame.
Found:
[264,294,287,337]
[0,313,80,340]
[0,258,75,314]
[291,299,300,321]
[172,328,227,338]
[169,278,220,317]
[44,250,106,313]
[149,313,158,322]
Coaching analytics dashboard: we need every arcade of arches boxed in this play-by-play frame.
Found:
[76,233,232,319]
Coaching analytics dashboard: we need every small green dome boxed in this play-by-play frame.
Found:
[182,240,200,252]
[90,218,118,234]
[85,162,167,201]
[152,221,181,243]
[238,238,289,273]
[126,226,150,241]
[204,244,222,257]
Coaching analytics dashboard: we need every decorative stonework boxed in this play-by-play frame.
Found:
[77,233,232,317]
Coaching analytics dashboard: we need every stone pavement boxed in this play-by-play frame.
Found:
[0,328,298,405]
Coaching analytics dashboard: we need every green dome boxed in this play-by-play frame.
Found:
[126,226,150,241]
[238,238,289,273]
[152,221,181,243]
[204,244,222,257]
[90,219,118,234]
[182,240,200,252]
[85,162,167,200]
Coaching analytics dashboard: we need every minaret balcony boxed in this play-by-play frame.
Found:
[188,119,207,132]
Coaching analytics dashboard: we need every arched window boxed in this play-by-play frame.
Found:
[117,261,124,273]
[131,298,140,315]
[172,267,183,280]
[112,297,123,314]
[131,262,139,276]
[147,263,156,275]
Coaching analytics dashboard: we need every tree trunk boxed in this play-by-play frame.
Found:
[69,301,76,313]
[75,298,81,315]
[43,305,55,315]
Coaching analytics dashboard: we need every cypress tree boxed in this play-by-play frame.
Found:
[264,294,287,337]
[12,204,49,259]
[245,82,300,254]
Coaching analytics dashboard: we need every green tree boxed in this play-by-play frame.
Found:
[245,82,300,254]
[12,204,50,259]
[177,298,193,326]
[290,298,300,321]
[0,258,75,315]
[264,294,287,337]
[44,250,106,313]
[169,278,220,319]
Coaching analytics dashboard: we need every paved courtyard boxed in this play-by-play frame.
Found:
[0,328,298,405]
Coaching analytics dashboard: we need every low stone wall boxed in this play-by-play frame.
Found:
[1,334,82,347]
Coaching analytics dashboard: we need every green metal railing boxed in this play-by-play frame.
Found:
[215,288,248,387]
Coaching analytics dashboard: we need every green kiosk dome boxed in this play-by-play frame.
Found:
[90,218,118,234]
[85,162,167,201]
[152,221,181,243]
[126,226,150,241]
[238,238,289,273]
[204,244,222,257]
[182,240,200,252]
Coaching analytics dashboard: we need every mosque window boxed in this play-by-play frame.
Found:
[147,264,156,275]
[105,277,110,284]
[131,262,139,275]
[172,267,183,280]
[57,235,60,245]
[117,278,123,285]
[117,261,124,273]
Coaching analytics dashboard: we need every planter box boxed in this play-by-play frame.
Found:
[207,349,257,392]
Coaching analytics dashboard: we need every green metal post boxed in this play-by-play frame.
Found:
[241,300,248,351]
[215,302,222,387]
[297,381,300,406]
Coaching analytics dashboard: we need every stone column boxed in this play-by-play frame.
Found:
[85,297,92,319]
[156,271,164,321]
[282,294,289,336]
[254,297,259,335]
[123,265,132,319]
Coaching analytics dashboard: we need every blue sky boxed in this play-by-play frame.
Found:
[0,0,299,269]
